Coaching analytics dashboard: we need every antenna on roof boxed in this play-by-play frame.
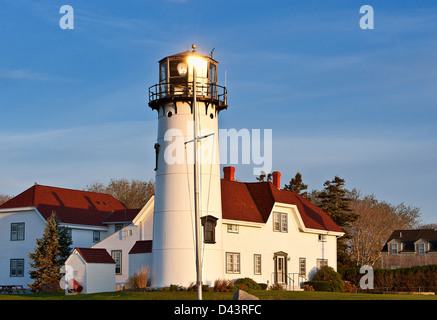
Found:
[210,48,215,58]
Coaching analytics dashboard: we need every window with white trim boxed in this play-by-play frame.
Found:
[273,212,288,232]
[10,259,24,277]
[417,243,425,254]
[273,212,287,232]
[299,258,306,277]
[226,252,240,274]
[317,259,328,269]
[11,223,25,241]
[227,224,238,233]
[93,231,100,243]
[111,250,122,275]
[254,254,262,275]
[281,214,288,232]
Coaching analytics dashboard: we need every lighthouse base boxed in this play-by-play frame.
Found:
[150,248,224,288]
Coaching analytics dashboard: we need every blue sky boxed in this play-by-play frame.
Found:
[0,0,436,224]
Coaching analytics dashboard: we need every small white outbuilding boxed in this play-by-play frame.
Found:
[65,247,116,294]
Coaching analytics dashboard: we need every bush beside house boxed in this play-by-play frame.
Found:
[340,265,437,293]
[305,266,344,292]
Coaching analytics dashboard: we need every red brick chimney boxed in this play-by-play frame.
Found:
[223,166,235,181]
[272,171,281,189]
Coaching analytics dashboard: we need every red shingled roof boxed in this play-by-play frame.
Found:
[102,208,141,224]
[129,240,153,254]
[0,184,128,226]
[1,177,342,234]
[221,179,343,233]
[75,248,115,264]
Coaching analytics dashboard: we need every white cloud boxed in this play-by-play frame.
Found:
[0,69,55,81]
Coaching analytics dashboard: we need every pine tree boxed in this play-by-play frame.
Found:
[318,176,356,229]
[284,172,308,198]
[58,225,73,265]
[318,176,357,268]
[28,212,62,292]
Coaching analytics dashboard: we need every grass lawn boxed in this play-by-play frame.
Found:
[1,290,436,300]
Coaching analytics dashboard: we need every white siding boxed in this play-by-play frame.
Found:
[0,209,46,287]
[92,224,140,286]
[222,204,339,287]
[65,251,87,291]
[129,253,152,279]
[85,263,115,294]
[0,208,110,289]
[69,227,107,248]
[65,250,115,294]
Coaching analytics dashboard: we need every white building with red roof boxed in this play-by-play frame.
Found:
[65,248,116,294]
[0,184,139,288]
[122,166,344,290]
[0,167,343,291]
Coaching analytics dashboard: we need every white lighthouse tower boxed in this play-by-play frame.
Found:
[148,45,227,290]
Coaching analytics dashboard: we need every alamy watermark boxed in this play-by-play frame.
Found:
[59,5,74,30]
[360,5,374,30]
[359,265,374,290]
[163,121,272,176]
[59,4,375,31]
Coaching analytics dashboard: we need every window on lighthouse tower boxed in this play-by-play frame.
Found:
[201,215,218,244]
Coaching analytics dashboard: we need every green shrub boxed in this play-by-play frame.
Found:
[313,266,344,292]
[339,265,437,293]
[234,277,261,290]
[305,281,332,292]
[258,283,268,290]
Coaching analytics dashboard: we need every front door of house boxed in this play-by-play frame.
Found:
[274,251,288,284]
[277,256,285,283]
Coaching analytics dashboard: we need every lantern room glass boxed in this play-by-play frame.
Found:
[153,54,223,104]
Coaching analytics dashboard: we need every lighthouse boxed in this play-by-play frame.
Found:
[148,45,227,289]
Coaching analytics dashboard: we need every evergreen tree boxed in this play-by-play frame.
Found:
[318,176,355,229]
[284,172,308,198]
[28,212,62,292]
[318,176,357,268]
[58,225,73,265]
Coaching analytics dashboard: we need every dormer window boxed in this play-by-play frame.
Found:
[273,212,287,233]
[417,243,425,254]
[390,243,398,254]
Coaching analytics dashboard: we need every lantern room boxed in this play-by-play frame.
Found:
[148,45,228,111]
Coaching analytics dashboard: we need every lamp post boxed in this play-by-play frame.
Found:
[190,46,203,300]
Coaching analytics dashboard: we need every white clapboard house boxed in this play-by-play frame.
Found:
[121,167,344,290]
[0,184,139,288]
